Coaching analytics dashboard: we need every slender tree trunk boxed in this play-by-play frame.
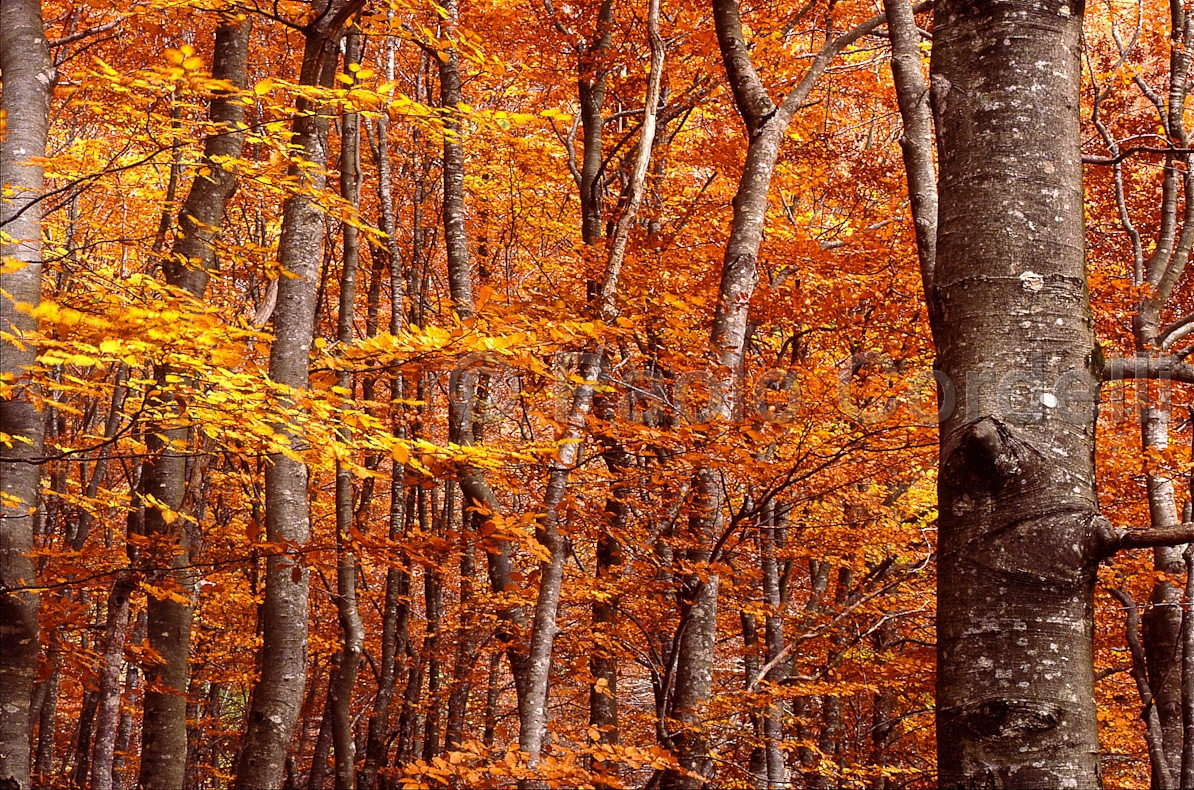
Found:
[517,5,665,779]
[439,0,472,319]
[360,22,409,787]
[444,483,479,750]
[309,664,337,790]
[89,574,135,790]
[432,0,535,727]
[577,0,615,247]
[660,3,890,785]
[1180,544,1194,788]
[33,646,59,778]
[0,1,52,785]
[328,27,366,790]
[759,502,787,788]
[483,651,502,747]
[139,19,252,789]
[929,1,1102,785]
[883,0,936,299]
[236,3,362,786]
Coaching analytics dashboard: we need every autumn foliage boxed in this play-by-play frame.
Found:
[2,0,1193,787]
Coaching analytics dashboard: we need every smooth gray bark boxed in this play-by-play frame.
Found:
[88,574,134,790]
[929,1,1101,785]
[518,4,666,778]
[577,0,615,246]
[139,19,252,790]
[359,24,409,788]
[235,3,362,786]
[883,0,936,297]
[0,0,52,786]
[329,27,365,790]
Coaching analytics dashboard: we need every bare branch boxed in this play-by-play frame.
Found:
[1102,355,1194,385]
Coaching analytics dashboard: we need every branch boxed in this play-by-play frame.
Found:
[1096,515,1194,555]
[1161,313,1194,349]
[1083,145,1194,166]
[1108,586,1176,789]
[1102,354,1194,384]
[712,0,778,132]
[48,19,120,49]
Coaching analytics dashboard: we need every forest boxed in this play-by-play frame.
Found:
[7,0,1194,787]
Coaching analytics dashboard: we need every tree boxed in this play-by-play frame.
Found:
[139,16,251,790]
[0,0,52,786]
[235,1,362,786]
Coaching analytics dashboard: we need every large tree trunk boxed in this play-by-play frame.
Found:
[0,0,52,786]
[929,1,1102,785]
[235,3,361,786]
[139,18,251,790]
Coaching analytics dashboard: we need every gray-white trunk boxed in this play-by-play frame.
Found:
[929,1,1101,785]
[0,0,52,785]
[235,3,361,786]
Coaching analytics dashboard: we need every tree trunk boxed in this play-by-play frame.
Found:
[929,1,1102,785]
[235,3,362,786]
[88,574,135,790]
[328,26,365,790]
[139,19,251,790]
[660,3,890,785]
[33,646,59,778]
[360,22,410,787]
[0,0,52,785]
[577,0,615,246]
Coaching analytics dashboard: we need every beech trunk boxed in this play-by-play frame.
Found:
[929,1,1102,785]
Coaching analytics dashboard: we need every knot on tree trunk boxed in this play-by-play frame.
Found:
[945,418,1035,490]
[953,698,1063,741]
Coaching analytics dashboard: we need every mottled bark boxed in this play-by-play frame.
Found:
[444,485,479,750]
[360,23,409,788]
[33,648,59,777]
[577,0,615,245]
[88,574,134,790]
[0,0,52,785]
[140,19,252,790]
[517,5,666,779]
[759,502,787,788]
[235,3,363,787]
[439,0,473,320]
[1124,3,1194,781]
[929,1,1101,785]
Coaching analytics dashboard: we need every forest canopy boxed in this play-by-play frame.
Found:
[3,0,1194,787]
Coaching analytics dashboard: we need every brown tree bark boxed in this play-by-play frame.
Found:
[235,2,363,786]
[929,1,1101,784]
[0,0,52,785]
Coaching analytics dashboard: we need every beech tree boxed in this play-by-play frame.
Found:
[0,0,51,787]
